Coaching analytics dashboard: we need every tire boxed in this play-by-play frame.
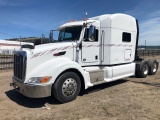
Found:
[137,60,149,78]
[148,60,158,75]
[52,72,81,103]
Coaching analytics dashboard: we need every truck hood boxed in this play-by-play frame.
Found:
[24,42,77,78]
[24,42,77,59]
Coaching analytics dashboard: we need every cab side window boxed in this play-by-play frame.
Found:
[84,28,98,42]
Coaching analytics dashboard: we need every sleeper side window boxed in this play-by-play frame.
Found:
[122,32,131,42]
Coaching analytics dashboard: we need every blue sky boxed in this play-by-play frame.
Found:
[0,0,160,45]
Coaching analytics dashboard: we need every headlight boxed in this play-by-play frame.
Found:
[28,76,52,83]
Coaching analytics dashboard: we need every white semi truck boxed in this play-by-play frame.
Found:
[11,14,159,103]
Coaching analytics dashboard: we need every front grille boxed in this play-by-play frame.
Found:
[14,51,27,82]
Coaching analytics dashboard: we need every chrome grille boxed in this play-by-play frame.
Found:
[13,51,27,82]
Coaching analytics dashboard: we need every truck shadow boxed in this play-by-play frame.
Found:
[129,80,160,87]
[5,79,128,108]
[80,79,128,96]
[5,90,60,108]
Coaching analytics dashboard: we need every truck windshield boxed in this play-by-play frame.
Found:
[58,26,82,41]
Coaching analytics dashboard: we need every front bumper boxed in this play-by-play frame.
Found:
[11,77,52,98]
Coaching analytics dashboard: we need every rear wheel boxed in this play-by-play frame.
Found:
[148,60,158,75]
[138,60,149,78]
[52,72,81,103]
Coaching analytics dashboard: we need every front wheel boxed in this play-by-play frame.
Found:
[52,72,81,103]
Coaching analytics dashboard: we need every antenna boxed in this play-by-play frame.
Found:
[85,12,88,25]
[86,12,88,18]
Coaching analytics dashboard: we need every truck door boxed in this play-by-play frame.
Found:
[81,27,100,64]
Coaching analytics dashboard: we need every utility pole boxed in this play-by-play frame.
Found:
[41,34,44,44]
[145,40,146,50]
[20,36,22,50]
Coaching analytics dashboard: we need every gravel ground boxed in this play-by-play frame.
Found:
[0,56,160,120]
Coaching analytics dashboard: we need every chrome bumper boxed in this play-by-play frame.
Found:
[11,77,52,98]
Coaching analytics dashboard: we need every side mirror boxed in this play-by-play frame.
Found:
[49,30,53,42]
[88,25,96,41]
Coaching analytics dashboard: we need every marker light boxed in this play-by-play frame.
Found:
[68,20,77,22]
[40,76,52,83]
[83,18,87,21]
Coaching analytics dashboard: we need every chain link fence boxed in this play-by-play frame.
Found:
[0,55,14,70]
[137,50,160,56]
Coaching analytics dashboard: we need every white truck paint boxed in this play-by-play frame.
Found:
[11,13,159,103]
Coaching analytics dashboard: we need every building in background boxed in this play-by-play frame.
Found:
[0,40,33,55]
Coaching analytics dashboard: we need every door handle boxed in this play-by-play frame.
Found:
[95,55,98,60]
[79,43,82,49]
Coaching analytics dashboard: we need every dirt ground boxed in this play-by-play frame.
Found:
[0,56,160,120]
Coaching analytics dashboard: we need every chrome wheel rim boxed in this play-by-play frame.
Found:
[153,63,157,73]
[143,64,148,75]
[62,78,77,97]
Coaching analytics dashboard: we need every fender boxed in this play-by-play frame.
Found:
[25,57,93,89]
